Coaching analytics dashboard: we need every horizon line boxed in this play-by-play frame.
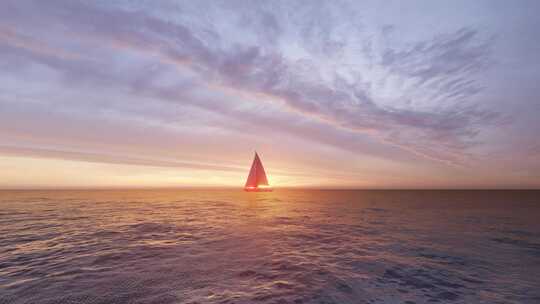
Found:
[1,186,539,191]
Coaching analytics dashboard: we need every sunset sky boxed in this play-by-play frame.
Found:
[1,0,539,189]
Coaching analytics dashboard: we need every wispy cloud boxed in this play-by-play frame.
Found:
[0,145,244,172]
[0,0,502,165]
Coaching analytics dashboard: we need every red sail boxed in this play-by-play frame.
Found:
[245,152,269,188]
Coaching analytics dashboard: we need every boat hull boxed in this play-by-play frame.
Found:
[244,187,273,192]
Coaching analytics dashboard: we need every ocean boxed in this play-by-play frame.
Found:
[0,190,539,304]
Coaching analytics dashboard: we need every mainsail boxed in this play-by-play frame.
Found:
[245,152,270,190]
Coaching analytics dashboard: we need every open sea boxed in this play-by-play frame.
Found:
[0,190,539,304]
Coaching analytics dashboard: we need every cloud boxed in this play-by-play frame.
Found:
[0,0,502,166]
[0,145,244,172]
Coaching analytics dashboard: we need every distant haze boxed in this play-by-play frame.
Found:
[1,0,539,188]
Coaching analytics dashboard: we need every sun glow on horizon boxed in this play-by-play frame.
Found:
[0,153,395,189]
[0,155,332,189]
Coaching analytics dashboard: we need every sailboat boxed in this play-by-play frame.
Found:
[244,152,272,192]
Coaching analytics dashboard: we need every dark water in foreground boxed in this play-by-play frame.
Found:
[1,190,539,304]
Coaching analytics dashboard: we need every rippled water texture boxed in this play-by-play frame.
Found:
[1,190,539,303]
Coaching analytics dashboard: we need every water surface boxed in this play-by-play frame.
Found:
[1,190,539,303]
